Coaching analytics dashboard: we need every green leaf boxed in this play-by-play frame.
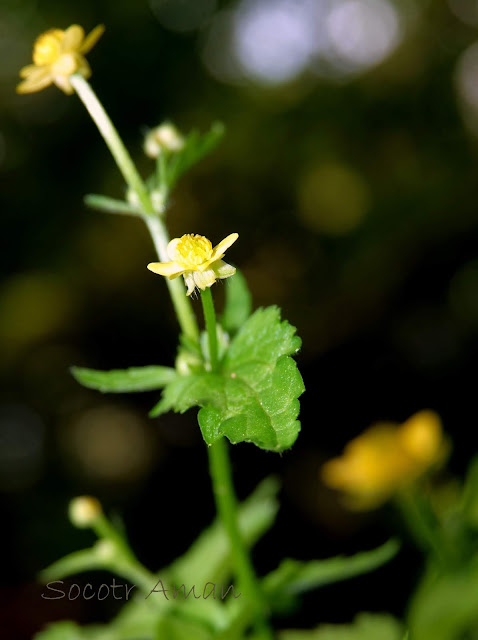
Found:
[84,194,142,217]
[155,616,213,640]
[151,306,304,451]
[263,539,400,609]
[462,455,478,528]
[39,547,110,583]
[72,365,177,393]
[221,270,252,335]
[166,122,225,191]
[114,478,279,639]
[149,372,224,417]
[279,613,404,640]
[35,622,84,640]
[201,306,303,451]
[408,561,478,640]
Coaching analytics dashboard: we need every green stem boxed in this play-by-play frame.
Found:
[146,216,199,342]
[201,287,219,370]
[202,288,272,638]
[71,74,152,215]
[208,439,273,639]
[71,74,199,343]
[396,490,455,569]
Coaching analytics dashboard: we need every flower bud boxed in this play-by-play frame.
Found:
[150,189,166,213]
[69,496,102,528]
[144,123,185,158]
[94,539,116,560]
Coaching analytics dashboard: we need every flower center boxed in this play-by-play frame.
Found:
[33,29,64,65]
[173,234,213,269]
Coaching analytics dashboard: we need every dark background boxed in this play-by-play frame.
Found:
[2,0,478,636]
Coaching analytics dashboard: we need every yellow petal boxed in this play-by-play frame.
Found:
[76,56,92,80]
[62,25,85,52]
[147,261,184,278]
[19,64,38,78]
[80,24,105,54]
[54,74,75,95]
[16,67,52,94]
[398,410,443,466]
[193,269,216,290]
[212,260,236,280]
[166,238,182,261]
[183,272,196,296]
[211,233,238,261]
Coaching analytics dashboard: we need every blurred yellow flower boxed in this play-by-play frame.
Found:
[148,233,238,296]
[17,24,104,95]
[322,410,447,510]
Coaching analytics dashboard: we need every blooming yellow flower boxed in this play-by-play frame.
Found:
[148,233,238,296]
[17,24,104,95]
[322,410,447,510]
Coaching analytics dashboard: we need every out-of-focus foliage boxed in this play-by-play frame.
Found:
[279,613,404,639]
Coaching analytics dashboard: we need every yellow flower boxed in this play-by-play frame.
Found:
[322,410,447,510]
[17,24,104,95]
[148,233,238,296]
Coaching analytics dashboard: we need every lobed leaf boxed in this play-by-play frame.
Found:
[151,306,304,451]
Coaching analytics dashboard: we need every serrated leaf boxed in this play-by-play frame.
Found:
[151,306,304,451]
[263,539,399,604]
[199,354,303,451]
[221,270,252,335]
[84,194,143,217]
[279,613,404,640]
[149,372,224,417]
[72,365,177,393]
[204,306,303,451]
[166,122,225,190]
[224,306,301,367]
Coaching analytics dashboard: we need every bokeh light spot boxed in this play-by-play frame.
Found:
[63,406,156,485]
[0,272,73,352]
[232,0,315,85]
[455,41,478,135]
[298,163,371,235]
[325,0,401,72]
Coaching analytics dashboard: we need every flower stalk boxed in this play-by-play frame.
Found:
[201,287,219,370]
[70,74,199,343]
